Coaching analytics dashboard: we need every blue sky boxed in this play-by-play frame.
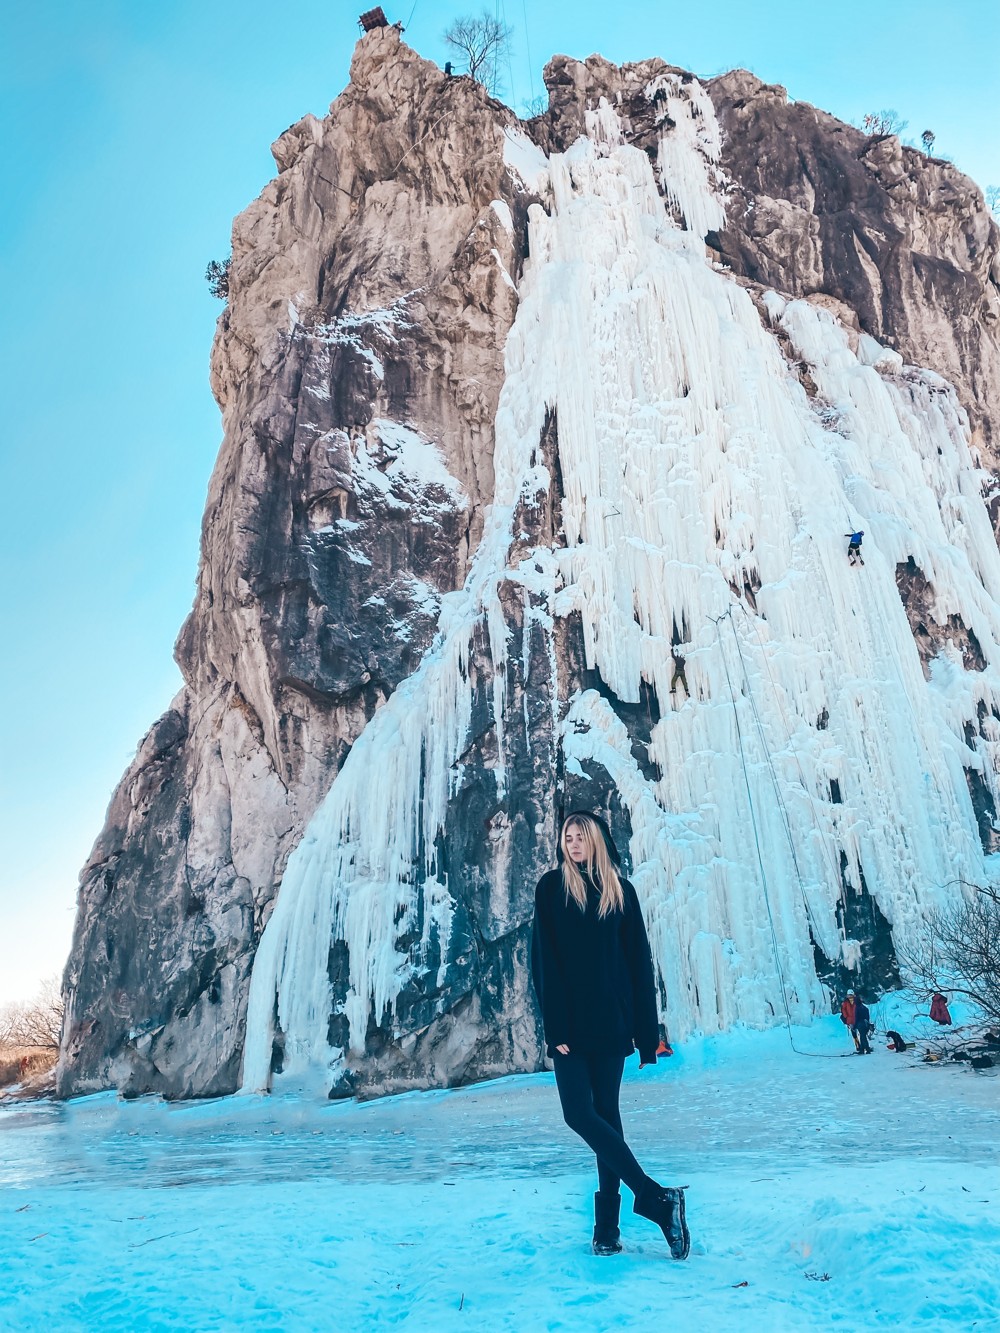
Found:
[1,0,997,1006]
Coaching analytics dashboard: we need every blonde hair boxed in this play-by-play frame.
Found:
[560,815,625,918]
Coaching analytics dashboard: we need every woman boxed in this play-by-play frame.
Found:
[530,811,690,1259]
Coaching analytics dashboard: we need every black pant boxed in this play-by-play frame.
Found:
[852,1024,872,1054]
[553,1050,647,1196]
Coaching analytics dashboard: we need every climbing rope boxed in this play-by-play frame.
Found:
[521,0,537,104]
[734,602,851,930]
[391,108,454,173]
[713,607,851,1058]
[729,612,817,917]
[499,0,516,108]
[713,609,797,1052]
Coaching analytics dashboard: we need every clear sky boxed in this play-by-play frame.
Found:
[1,0,997,1008]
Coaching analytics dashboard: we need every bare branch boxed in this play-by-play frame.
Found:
[898,886,1000,1023]
[0,976,64,1050]
[861,109,908,138]
[442,10,513,96]
[520,93,548,120]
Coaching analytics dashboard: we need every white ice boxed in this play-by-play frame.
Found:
[242,79,1000,1090]
[502,126,552,196]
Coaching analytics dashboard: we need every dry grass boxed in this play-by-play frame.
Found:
[0,1045,58,1088]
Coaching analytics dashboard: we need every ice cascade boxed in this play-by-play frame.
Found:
[241,85,1000,1091]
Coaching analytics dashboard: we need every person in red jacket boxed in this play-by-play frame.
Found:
[930,993,952,1025]
[840,992,858,1049]
[531,811,689,1260]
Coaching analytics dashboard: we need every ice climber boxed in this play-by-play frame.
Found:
[852,993,873,1054]
[530,811,690,1260]
[840,991,857,1045]
[845,531,865,566]
[841,991,871,1053]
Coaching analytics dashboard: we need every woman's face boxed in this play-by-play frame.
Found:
[564,822,589,863]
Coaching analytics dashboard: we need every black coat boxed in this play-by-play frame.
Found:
[530,867,660,1065]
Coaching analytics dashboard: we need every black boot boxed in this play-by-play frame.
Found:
[592,1191,623,1256]
[634,1179,690,1260]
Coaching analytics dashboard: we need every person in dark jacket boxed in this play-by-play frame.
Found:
[852,994,873,1054]
[845,531,865,566]
[530,811,689,1260]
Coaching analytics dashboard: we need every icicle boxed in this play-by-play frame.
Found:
[646,73,727,237]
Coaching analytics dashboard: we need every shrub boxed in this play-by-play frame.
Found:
[205,256,231,301]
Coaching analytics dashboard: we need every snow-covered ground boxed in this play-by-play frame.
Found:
[2,1013,997,1332]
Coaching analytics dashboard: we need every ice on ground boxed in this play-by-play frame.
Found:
[3,1022,998,1332]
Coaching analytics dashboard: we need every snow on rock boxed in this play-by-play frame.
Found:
[489,199,515,232]
[242,84,1000,1090]
[857,331,904,372]
[368,419,466,502]
[502,127,551,195]
[307,297,415,383]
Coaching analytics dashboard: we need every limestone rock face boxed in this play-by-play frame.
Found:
[60,33,1000,1099]
[60,28,534,1098]
[707,69,1000,458]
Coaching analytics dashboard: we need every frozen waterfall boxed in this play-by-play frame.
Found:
[240,79,1000,1092]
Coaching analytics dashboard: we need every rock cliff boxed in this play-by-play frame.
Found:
[60,28,1000,1099]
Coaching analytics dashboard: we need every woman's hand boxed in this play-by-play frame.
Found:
[556,1044,570,1055]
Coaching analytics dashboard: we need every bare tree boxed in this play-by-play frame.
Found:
[0,976,64,1050]
[520,93,548,120]
[443,11,512,96]
[986,185,1000,219]
[898,884,1000,1023]
[920,129,936,154]
[862,109,908,138]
